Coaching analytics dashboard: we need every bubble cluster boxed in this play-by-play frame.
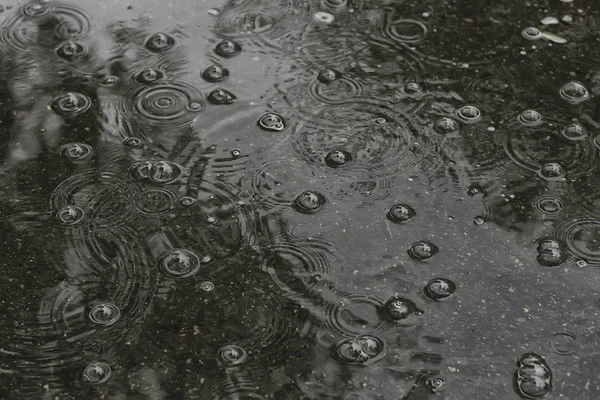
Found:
[219,344,248,366]
[49,92,92,118]
[324,150,352,168]
[559,81,589,105]
[257,113,285,131]
[334,335,386,365]
[214,39,242,58]
[424,278,456,301]
[207,89,237,105]
[292,190,326,214]
[408,241,439,260]
[144,32,176,52]
[515,353,552,398]
[88,303,121,326]
[56,41,87,61]
[536,238,567,267]
[82,361,112,385]
[386,204,416,223]
[202,65,230,82]
[157,248,202,279]
[130,160,183,184]
[59,143,93,161]
[55,205,85,225]
[134,68,165,84]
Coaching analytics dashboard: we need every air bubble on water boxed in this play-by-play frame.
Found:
[207,89,237,105]
[201,255,212,264]
[157,249,201,278]
[518,110,543,127]
[324,150,352,167]
[199,281,215,292]
[433,117,459,134]
[231,149,242,158]
[101,75,119,86]
[88,303,121,326]
[144,32,175,52]
[456,105,482,123]
[474,216,485,225]
[539,162,564,180]
[292,190,326,214]
[206,216,216,223]
[257,113,286,132]
[382,297,422,321]
[386,204,416,223]
[215,40,242,58]
[559,81,589,104]
[123,137,143,148]
[522,27,542,41]
[314,11,335,24]
[56,205,85,225]
[82,362,112,384]
[317,69,341,84]
[424,278,456,301]
[408,241,439,260]
[561,123,586,141]
[576,259,587,268]
[404,82,422,94]
[202,65,230,82]
[536,238,567,267]
[180,196,196,206]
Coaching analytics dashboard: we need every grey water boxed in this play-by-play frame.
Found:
[1,0,600,398]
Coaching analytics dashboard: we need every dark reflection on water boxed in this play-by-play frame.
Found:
[1,0,600,398]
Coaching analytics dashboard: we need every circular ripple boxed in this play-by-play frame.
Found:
[0,1,92,53]
[87,302,121,326]
[144,32,175,52]
[381,18,428,44]
[219,344,248,366]
[82,361,112,385]
[553,217,600,266]
[290,111,424,180]
[215,1,287,39]
[55,205,85,225]
[55,40,87,61]
[308,74,369,104]
[133,188,177,218]
[134,83,204,123]
[59,142,93,161]
[559,81,589,105]
[533,196,565,218]
[49,92,92,118]
[157,248,202,279]
[518,110,543,127]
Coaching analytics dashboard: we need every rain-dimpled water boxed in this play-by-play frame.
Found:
[1,0,600,399]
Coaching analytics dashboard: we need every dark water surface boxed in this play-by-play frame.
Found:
[1,0,600,398]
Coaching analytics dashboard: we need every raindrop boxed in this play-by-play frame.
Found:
[219,345,248,366]
[317,69,341,84]
[214,39,242,58]
[82,362,112,384]
[334,335,385,365]
[199,281,215,292]
[559,81,589,104]
[292,190,326,214]
[202,65,230,82]
[55,205,85,225]
[123,137,143,148]
[186,101,204,112]
[433,117,459,134]
[22,2,50,17]
[408,241,439,260]
[180,196,196,206]
[518,110,543,127]
[382,297,421,321]
[456,105,482,123]
[467,185,483,196]
[157,249,202,279]
[88,303,121,326]
[356,336,384,357]
[386,204,416,223]
[424,278,456,301]
[59,143,92,160]
[101,75,119,86]
[257,113,285,131]
[425,377,445,393]
[201,255,212,264]
[49,92,92,118]
[149,160,181,183]
[56,41,87,61]
[207,89,237,105]
[522,27,542,40]
[144,32,175,52]
[404,82,422,93]
[536,238,567,267]
[576,259,587,268]
[134,68,165,84]
[474,216,485,225]
[314,11,335,24]
[324,150,352,168]
[230,149,242,158]
[539,162,564,180]
[561,123,586,141]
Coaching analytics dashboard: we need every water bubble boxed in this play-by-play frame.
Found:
[82,362,112,384]
[522,27,542,40]
[317,69,341,84]
[425,377,445,393]
[518,364,552,380]
[219,345,248,366]
[534,196,565,217]
[134,68,165,84]
[199,281,215,292]
[123,137,143,148]
[55,205,85,225]
[88,303,121,326]
[22,2,50,17]
[456,106,482,123]
[292,190,326,214]
[518,353,547,367]
[186,101,204,112]
[214,39,242,58]
[56,41,87,61]
[207,89,237,105]
[408,241,439,260]
[324,150,352,168]
[230,149,242,158]
[386,204,416,223]
[201,255,212,264]
[576,259,587,268]
[49,92,92,118]
[180,196,196,206]
[382,297,421,321]
[356,336,384,357]
[561,123,586,141]
[59,143,92,160]
[539,162,564,180]
[404,82,422,93]
[149,161,181,183]
[424,278,457,301]
[257,113,285,131]
[334,335,385,365]
[515,376,551,399]
[101,75,120,86]
[433,117,459,134]
[474,216,485,225]
[467,185,483,196]
[375,117,387,124]
[314,11,335,24]
[536,238,567,267]
[144,32,175,52]
[518,110,543,127]
[202,65,230,82]
[157,249,202,279]
[559,81,589,104]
